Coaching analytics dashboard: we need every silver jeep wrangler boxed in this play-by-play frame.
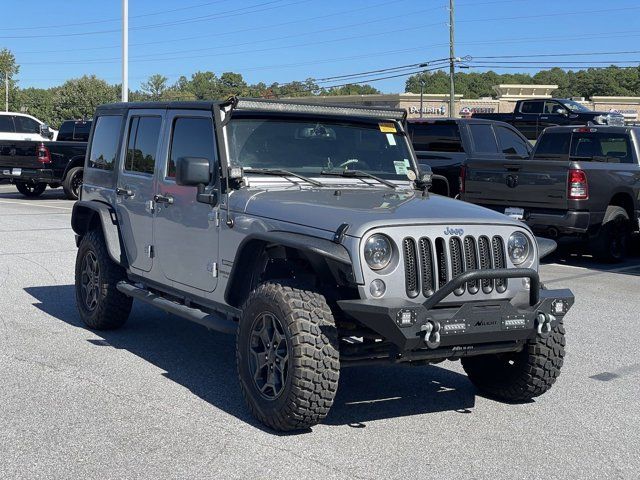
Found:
[71,98,573,431]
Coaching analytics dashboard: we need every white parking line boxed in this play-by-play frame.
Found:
[0,199,72,211]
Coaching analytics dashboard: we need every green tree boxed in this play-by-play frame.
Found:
[0,48,19,111]
[52,75,119,126]
[323,84,380,96]
[140,74,168,100]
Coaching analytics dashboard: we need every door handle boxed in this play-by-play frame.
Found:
[154,194,174,205]
[116,187,134,197]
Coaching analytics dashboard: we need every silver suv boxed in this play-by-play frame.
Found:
[71,98,574,431]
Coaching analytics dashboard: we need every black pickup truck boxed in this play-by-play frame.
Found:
[0,127,88,200]
[406,117,532,197]
[472,98,625,140]
[461,125,640,262]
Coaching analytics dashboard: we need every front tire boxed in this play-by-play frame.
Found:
[461,321,566,402]
[236,281,340,431]
[75,229,132,330]
[63,166,83,200]
[15,182,46,197]
[590,205,630,263]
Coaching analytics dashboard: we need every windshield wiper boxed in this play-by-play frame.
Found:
[244,168,325,187]
[320,169,398,189]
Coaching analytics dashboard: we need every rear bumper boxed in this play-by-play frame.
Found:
[0,167,56,184]
[337,268,574,359]
[479,204,597,234]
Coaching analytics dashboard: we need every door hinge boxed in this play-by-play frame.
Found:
[145,200,155,214]
[145,245,155,258]
[208,209,220,227]
[207,261,218,278]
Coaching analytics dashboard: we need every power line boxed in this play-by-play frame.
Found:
[457,5,640,24]
[472,50,640,59]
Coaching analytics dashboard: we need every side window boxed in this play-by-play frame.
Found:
[168,117,215,178]
[14,116,40,134]
[74,122,92,141]
[125,116,162,175]
[88,115,122,170]
[57,122,74,141]
[468,124,499,153]
[407,123,464,152]
[544,101,563,114]
[0,115,14,133]
[495,126,531,156]
[533,132,570,159]
[520,101,543,114]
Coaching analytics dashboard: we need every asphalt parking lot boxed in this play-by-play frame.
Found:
[0,183,639,480]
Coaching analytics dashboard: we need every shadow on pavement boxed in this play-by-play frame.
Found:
[0,185,68,200]
[24,284,477,431]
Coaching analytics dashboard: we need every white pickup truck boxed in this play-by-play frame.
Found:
[0,112,58,141]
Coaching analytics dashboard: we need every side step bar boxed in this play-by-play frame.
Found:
[116,281,237,334]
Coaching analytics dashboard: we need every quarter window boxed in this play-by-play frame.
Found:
[495,126,531,156]
[468,124,499,153]
[88,115,122,170]
[168,117,215,178]
[125,116,162,175]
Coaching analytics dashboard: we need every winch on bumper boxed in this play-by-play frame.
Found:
[338,268,573,356]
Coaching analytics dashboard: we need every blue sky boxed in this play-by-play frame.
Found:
[3,0,640,93]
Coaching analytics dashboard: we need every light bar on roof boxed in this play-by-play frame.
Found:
[235,98,406,121]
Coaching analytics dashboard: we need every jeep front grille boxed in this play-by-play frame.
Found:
[403,235,507,299]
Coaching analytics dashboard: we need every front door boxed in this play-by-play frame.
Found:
[116,111,164,273]
[153,110,219,293]
[514,100,543,140]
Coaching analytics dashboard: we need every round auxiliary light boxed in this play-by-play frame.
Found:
[363,234,393,270]
[370,279,386,298]
[508,232,531,266]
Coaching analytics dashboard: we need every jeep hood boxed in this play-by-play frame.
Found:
[229,186,519,237]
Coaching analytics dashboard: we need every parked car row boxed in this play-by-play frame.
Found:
[408,117,640,262]
[0,117,91,200]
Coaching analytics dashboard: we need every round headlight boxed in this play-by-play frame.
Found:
[364,234,393,270]
[508,232,531,266]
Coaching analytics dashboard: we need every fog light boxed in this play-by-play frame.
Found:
[370,279,386,298]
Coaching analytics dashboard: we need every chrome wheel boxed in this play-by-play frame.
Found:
[80,251,100,311]
[248,312,289,400]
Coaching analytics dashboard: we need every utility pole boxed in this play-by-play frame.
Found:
[122,0,129,102]
[449,0,455,118]
[4,74,8,112]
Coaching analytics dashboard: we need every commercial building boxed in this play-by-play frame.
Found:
[300,84,640,123]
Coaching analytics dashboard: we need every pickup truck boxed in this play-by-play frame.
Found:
[0,136,87,200]
[0,112,58,142]
[472,98,625,140]
[460,125,640,262]
[57,119,92,142]
[406,118,532,197]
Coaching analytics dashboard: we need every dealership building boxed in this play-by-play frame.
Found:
[300,84,640,123]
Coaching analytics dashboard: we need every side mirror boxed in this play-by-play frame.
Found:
[416,164,433,190]
[175,157,211,186]
[39,124,54,139]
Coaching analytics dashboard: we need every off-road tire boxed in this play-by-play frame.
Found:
[236,281,340,431]
[15,182,46,197]
[62,166,83,200]
[590,205,630,263]
[75,228,132,330]
[461,320,566,402]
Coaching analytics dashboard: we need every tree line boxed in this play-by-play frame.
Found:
[3,46,640,129]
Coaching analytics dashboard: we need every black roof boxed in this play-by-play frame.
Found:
[96,100,224,113]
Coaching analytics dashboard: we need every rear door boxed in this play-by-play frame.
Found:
[116,110,164,273]
[514,101,543,140]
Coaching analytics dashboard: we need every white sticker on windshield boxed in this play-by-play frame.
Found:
[386,133,396,146]
[394,161,408,175]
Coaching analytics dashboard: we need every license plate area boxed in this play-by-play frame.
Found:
[11,168,22,176]
[505,207,524,220]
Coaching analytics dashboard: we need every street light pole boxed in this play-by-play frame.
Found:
[122,0,129,102]
[419,80,424,118]
[4,74,8,112]
[449,0,455,117]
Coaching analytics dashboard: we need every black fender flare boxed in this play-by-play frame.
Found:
[71,200,127,266]
[224,231,353,306]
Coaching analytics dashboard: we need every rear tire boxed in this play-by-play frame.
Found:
[590,205,630,263]
[63,166,83,200]
[236,281,340,431]
[15,182,46,197]
[75,229,132,330]
[461,320,566,402]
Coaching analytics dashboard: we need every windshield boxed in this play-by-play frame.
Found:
[562,100,591,113]
[227,116,416,180]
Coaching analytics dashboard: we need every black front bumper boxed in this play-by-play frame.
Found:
[338,268,574,356]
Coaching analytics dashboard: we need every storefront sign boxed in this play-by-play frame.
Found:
[409,105,447,115]
[459,106,496,117]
